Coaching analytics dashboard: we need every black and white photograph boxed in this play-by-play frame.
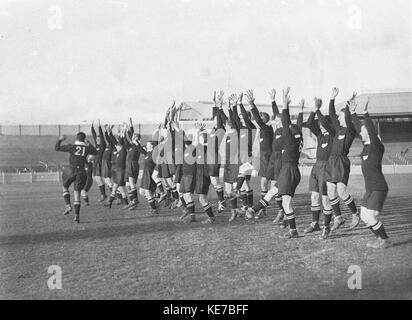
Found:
[0,0,411,305]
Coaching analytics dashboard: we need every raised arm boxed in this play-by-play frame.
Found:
[296,99,304,129]
[55,136,71,152]
[91,122,97,146]
[98,122,106,150]
[307,111,321,136]
[281,88,293,144]
[239,94,256,130]
[245,90,266,129]
[345,105,356,135]
[269,89,280,118]
[363,98,380,146]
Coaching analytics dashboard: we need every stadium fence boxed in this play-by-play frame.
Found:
[2,165,412,184]
[0,124,159,136]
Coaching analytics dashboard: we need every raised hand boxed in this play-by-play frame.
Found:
[299,98,305,110]
[217,91,225,106]
[364,96,370,113]
[238,92,243,105]
[331,87,339,99]
[314,97,322,110]
[58,135,66,141]
[245,90,255,105]
[349,91,357,102]
[282,88,291,109]
[229,94,238,106]
[269,89,276,102]
[213,91,217,106]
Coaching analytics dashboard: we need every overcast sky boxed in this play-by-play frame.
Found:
[0,0,411,124]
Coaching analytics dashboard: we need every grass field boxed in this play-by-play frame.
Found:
[1,174,411,300]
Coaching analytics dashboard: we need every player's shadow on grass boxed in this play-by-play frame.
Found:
[0,215,234,247]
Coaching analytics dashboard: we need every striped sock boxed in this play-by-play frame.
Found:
[187,201,195,213]
[247,190,254,207]
[285,211,296,230]
[215,186,224,202]
[171,187,179,199]
[343,195,357,214]
[251,198,269,213]
[330,197,341,216]
[230,196,237,209]
[74,201,81,215]
[372,221,388,239]
[99,185,106,196]
[63,191,71,205]
[156,181,164,193]
[324,209,333,227]
[311,206,321,223]
[203,203,214,218]
[240,191,248,206]
[148,197,157,209]
[236,176,246,191]
[180,195,186,208]
[275,193,283,210]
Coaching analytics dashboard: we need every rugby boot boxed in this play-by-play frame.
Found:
[367,238,392,249]
[348,213,361,230]
[272,209,285,224]
[201,216,216,225]
[63,205,72,216]
[304,222,322,234]
[254,208,266,220]
[280,229,299,239]
[331,215,345,232]
[320,226,331,240]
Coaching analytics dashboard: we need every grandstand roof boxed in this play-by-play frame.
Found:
[338,90,412,118]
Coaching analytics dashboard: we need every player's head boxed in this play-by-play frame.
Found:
[199,131,208,146]
[338,108,347,127]
[319,115,331,134]
[76,132,86,142]
[146,141,154,152]
[273,114,282,128]
[290,124,301,136]
[184,133,193,146]
[115,140,123,151]
[260,112,270,124]
[360,123,370,144]
[132,133,141,144]
[87,154,96,163]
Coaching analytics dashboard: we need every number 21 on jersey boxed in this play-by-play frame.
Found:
[75,146,86,156]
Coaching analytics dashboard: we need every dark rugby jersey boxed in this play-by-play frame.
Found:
[271,100,284,157]
[307,111,333,161]
[126,143,142,163]
[113,147,127,169]
[91,125,106,162]
[143,150,156,174]
[182,144,197,176]
[272,127,284,157]
[102,130,114,161]
[281,108,302,165]
[354,112,388,191]
[250,102,273,155]
[239,103,256,158]
[55,140,97,169]
[329,99,356,157]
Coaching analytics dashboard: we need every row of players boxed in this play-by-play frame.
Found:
[55,87,391,249]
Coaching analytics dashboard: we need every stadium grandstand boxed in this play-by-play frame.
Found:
[0,90,411,179]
